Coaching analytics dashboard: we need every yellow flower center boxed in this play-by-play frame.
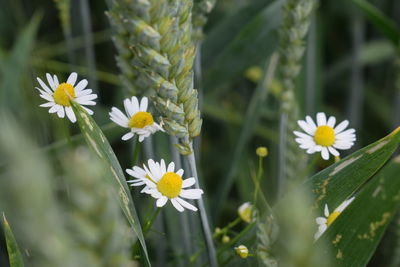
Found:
[157,172,183,198]
[53,83,75,106]
[128,112,154,129]
[327,211,341,226]
[314,126,335,146]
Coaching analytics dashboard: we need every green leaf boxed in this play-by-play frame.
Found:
[307,127,400,211]
[318,157,400,266]
[70,101,151,266]
[2,213,24,267]
[351,0,400,47]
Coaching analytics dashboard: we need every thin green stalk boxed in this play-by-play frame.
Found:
[143,136,166,266]
[78,0,98,92]
[348,15,365,148]
[186,143,217,267]
[212,217,242,239]
[170,136,194,262]
[214,53,279,219]
[253,155,264,206]
[217,222,255,258]
[194,43,203,160]
[132,136,140,166]
[393,54,400,128]
[277,113,288,196]
[143,207,161,235]
[62,118,72,146]
[305,14,317,115]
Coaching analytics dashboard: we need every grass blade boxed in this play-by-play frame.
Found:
[70,101,150,266]
[2,214,24,267]
[317,157,400,266]
[351,0,400,46]
[213,53,279,220]
[307,127,400,211]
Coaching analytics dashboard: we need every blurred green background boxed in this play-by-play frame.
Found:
[1,0,400,266]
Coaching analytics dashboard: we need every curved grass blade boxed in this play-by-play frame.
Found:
[70,101,150,266]
[2,213,24,267]
[351,0,400,46]
[307,127,400,212]
[317,157,400,266]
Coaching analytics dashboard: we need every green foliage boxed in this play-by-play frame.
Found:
[108,0,202,151]
[70,101,150,266]
[351,0,400,47]
[319,158,400,266]
[308,127,400,211]
[2,214,24,267]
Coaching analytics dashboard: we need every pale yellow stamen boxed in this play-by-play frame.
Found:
[327,211,340,226]
[128,111,154,129]
[157,172,182,198]
[314,126,335,146]
[53,83,75,106]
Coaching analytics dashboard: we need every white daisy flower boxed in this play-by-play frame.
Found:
[126,159,203,212]
[109,96,163,142]
[294,112,356,160]
[314,197,355,240]
[36,72,97,123]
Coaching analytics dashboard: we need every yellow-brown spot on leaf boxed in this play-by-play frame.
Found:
[336,249,343,260]
[332,234,342,246]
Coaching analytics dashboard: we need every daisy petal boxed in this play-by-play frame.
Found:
[327,116,336,127]
[171,198,184,212]
[316,112,327,126]
[298,120,315,135]
[57,107,65,118]
[46,73,55,90]
[140,97,148,111]
[65,106,76,123]
[328,146,340,157]
[131,96,140,113]
[182,178,196,188]
[167,162,175,172]
[37,77,53,94]
[176,198,197,211]
[74,79,88,92]
[321,147,329,160]
[334,120,349,133]
[67,72,77,86]
[122,132,134,141]
[156,196,168,207]
[180,189,203,199]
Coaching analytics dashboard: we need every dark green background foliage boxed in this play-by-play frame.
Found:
[1,0,400,266]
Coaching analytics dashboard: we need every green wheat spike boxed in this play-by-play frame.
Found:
[192,0,216,41]
[278,0,317,186]
[108,0,202,154]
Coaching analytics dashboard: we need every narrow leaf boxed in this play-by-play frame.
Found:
[351,0,400,46]
[307,127,400,211]
[2,213,24,267]
[319,157,400,266]
[70,101,150,266]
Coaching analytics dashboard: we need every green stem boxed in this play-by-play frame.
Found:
[63,119,72,146]
[186,142,217,267]
[253,156,264,206]
[132,136,140,166]
[143,207,161,236]
[213,217,242,239]
[217,222,255,258]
